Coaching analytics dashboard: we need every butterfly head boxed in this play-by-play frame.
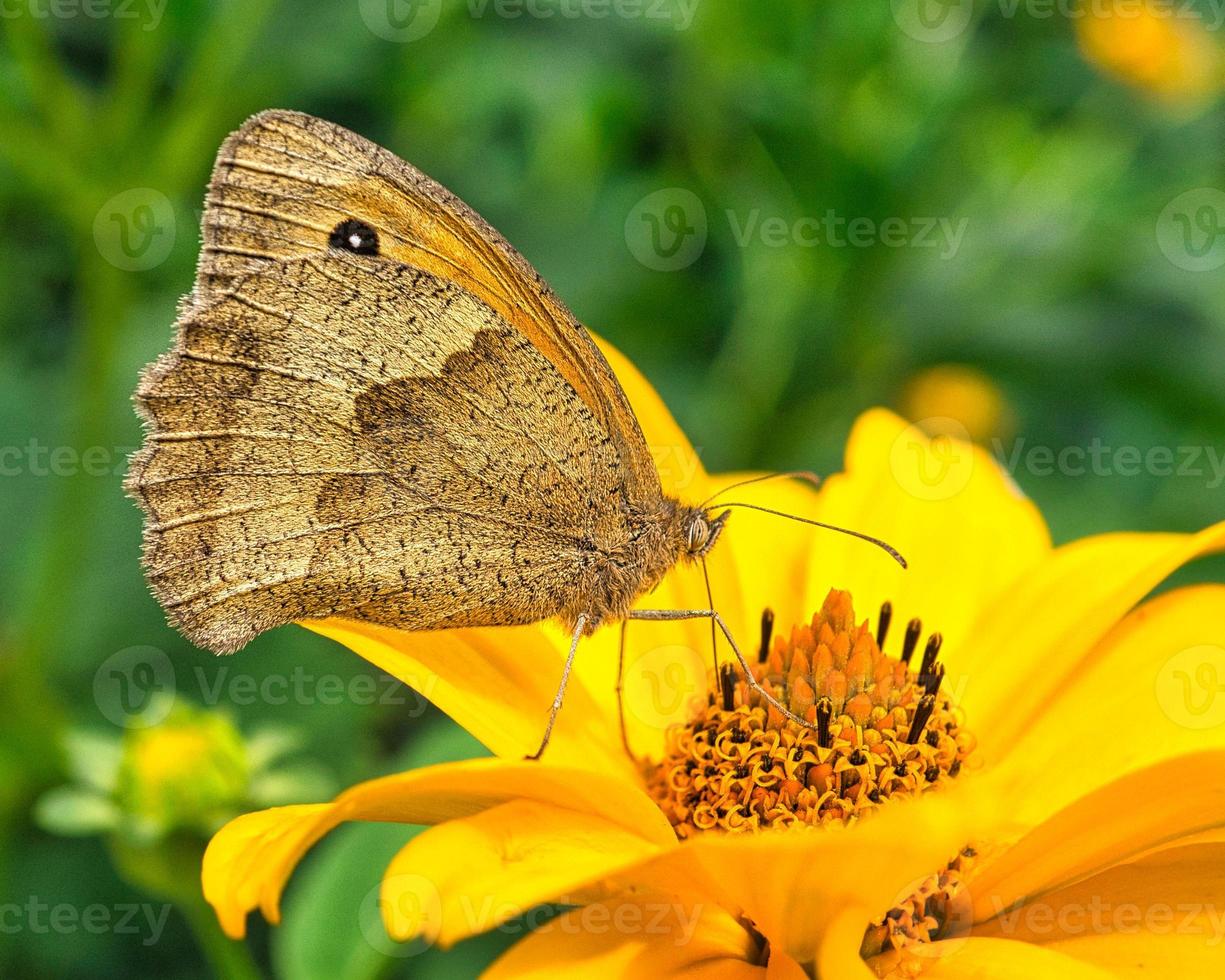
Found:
[682,507,730,560]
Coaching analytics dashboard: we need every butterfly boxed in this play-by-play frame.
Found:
[127,111,901,755]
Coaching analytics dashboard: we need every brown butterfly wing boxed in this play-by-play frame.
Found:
[128,252,666,653]
[196,109,661,504]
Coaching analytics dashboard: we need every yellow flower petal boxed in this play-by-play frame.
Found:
[912,937,1116,979]
[973,841,1225,978]
[969,751,1225,925]
[482,893,765,979]
[203,759,674,938]
[591,780,993,965]
[815,906,879,980]
[992,585,1225,828]
[765,946,810,980]
[963,521,1225,764]
[305,618,635,777]
[703,470,828,643]
[380,799,664,946]
[592,334,711,502]
[801,409,1051,668]
[200,803,326,937]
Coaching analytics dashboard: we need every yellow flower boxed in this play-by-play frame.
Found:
[1077,0,1222,102]
[118,700,249,839]
[900,364,1011,445]
[202,341,1225,977]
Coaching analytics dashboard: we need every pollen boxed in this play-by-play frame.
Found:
[643,589,976,837]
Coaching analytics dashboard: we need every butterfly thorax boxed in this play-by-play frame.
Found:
[560,500,727,634]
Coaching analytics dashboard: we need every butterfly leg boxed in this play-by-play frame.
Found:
[614,619,638,762]
[526,612,588,761]
[627,609,819,733]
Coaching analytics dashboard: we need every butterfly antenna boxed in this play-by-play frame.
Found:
[698,470,820,510]
[714,502,908,569]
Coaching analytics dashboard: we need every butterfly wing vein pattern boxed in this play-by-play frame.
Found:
[128,111,696,655]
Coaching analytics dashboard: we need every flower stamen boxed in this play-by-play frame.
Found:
[901,618,922,665]
[876,601,892,647]
[759,607,775,663]
[860,846,979,963]
[643,589,977,837]
[719,662,737,711]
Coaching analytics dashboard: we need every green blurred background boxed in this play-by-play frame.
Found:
[2,0,1224,976]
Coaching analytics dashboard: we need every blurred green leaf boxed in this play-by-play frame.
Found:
[34,786,119,837]
[63,730,123,795]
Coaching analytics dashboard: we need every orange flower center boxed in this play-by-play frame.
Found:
[641,589,981,964]
[643,588,976,837]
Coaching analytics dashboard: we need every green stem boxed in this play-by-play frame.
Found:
[13,256,135,664]
[181,894,265,980]
[0,9,93,153]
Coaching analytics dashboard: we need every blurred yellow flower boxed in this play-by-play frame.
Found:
[900,364,1011,444]
[202,341,1225,977]
[118,701,249,839]
[1077,0,1222,101]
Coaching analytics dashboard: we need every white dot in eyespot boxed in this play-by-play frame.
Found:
[349,234,363,249]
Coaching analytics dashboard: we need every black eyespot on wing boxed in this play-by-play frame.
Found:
[329,219,379,255]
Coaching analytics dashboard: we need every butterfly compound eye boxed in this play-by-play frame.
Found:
[328,218,379,255]
[686,515,710,553]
